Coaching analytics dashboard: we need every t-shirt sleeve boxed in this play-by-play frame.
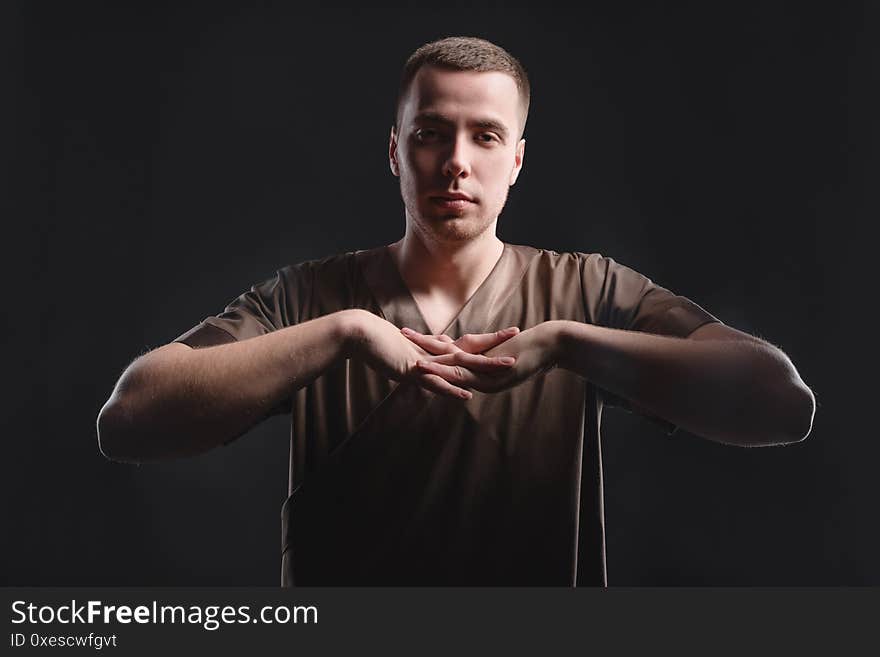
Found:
[581,254,722,435]
[172,267,302,418]
[173,268,297,347]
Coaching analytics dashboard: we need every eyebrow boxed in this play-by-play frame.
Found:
[413,111,510,141]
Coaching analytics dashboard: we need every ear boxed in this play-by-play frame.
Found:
[389,125,400,177]
[509,138,526,186]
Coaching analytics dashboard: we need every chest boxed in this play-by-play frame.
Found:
[410,293,467,336]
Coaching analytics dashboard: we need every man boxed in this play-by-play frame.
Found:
[97,37,815,586]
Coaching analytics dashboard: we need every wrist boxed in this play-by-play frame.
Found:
[334,308,373,359]
[540,320,570,369]
[553,320,588,372]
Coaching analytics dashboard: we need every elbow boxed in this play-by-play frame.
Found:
[96,395,141,464]
[783,380,816,444]
[751,379,815,447]
[719,378,816,448]
[97,354,167,463]
[754,350,816,446]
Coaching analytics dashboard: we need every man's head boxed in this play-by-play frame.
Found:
[389,37,529,245]
[393,37,530,139]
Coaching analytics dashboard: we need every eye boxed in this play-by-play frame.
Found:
[415,128,440,142]
[477,133,499,144]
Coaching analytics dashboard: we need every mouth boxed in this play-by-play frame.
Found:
[430,194,475,210]
[430,198,473,211]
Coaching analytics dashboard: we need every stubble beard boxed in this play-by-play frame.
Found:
[404,188,509,246]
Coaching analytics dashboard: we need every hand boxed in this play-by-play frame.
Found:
[401,321,562,394]
[342,309,520,399]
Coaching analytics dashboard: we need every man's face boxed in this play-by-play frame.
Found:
[390,65,526,244]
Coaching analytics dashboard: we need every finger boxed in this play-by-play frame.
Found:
[431,351,516,373]
[421,359,519,394]
[415,372,472,400]
[422,333,455,345]
[455,326,520,354]
[400,327,456,355]
[416,360,481,387]
[402,328,454,344]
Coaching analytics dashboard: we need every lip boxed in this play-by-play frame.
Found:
[430,197,474,210]
[431,192,475,202]
[429,193,476,211]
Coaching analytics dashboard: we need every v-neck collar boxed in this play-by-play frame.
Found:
[355,241,531,338]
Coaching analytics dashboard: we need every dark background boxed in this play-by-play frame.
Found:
[5,1,876,585]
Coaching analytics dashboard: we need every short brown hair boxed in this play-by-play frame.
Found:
[394,36,530,138]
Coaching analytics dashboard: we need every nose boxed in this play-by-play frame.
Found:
[441,133,471,179]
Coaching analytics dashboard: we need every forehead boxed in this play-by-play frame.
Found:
[401,65,521,128]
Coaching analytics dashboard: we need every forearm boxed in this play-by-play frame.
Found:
[97,310,359,463]
[554,320,815,446]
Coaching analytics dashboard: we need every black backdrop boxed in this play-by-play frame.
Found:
[5,1,876,585]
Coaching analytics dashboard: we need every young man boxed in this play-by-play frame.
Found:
[97,37,815,586]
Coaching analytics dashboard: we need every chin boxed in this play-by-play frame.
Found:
[415,212,492,243]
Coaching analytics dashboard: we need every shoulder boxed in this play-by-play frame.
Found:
[503,244,657,308]
[503,243,615,278]
[274,249,361,283]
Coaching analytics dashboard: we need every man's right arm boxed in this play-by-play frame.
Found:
[97,310,361,463]
[97,308,519,463]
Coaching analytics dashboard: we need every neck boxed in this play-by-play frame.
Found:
[389,221,504,304]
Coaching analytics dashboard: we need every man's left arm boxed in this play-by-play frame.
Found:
[552,319,816,447]
[403,317,816,447]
